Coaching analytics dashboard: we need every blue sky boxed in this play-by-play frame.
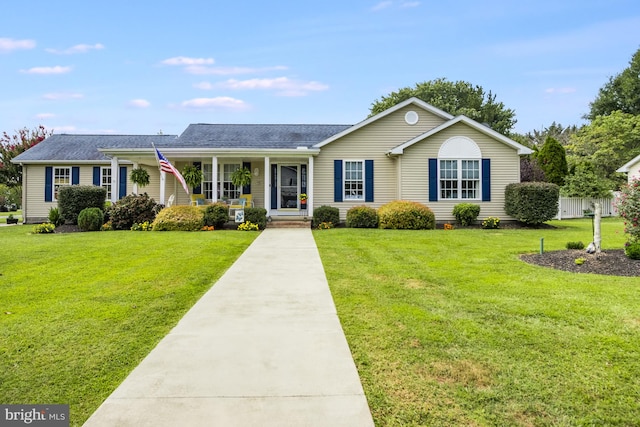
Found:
[1,0,639,136]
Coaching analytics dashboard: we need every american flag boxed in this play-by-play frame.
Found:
[155,147,189,195]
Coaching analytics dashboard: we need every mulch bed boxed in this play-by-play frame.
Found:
[521,249,640,277]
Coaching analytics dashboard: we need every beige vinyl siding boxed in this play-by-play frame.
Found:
[401,122,521,221]
[627,160,640,184]
[314,106,447,220]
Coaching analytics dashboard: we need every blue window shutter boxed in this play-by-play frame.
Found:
[242,161,251,194]
[428,158,438,202]
[334,160,343,202]
[72,167,80,185]
[93,167,100,186]
[45,166,53,202]
[119,166,127,199]
[365,160,374,202]
[270,164,278,209]
[482,159,491,201]
[194,162,202,194]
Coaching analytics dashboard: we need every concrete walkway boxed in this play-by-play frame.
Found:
[83,228,374,427]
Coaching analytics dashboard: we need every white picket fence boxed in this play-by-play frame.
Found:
[554,194,619,220]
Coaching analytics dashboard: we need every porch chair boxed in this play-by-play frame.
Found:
[166,194,175,207]
[190,194,205,206]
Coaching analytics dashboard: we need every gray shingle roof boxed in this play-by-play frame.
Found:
[12,134,178,162]
[176,124,352,149]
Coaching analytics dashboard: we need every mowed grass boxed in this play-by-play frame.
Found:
[0,225,257,426]
[315,218,640,426]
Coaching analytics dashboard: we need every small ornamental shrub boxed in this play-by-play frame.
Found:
[504,182,559,225]
[346,205,378,228]
[58,185,107,224]
[107,193,160,230]
[575,258,586,265]
[78,207,104,232]
[32,223,55,234]
[378,200,435,230]
[101,221,113,231]
[152,205,204,231]
[131,221,153,231]
[237,221,260,231]
[452,203,480,226]
[312,205,340,228]
[317,221,333,230]
[625,241,640,260]
[566,241,585,250]
[203,203,229,229]
[201,225,215,231]
[482,217,500,229]
[614,179,640,244]
[48,207,63,227]
[443,223,454,230]
[243,207,267,230]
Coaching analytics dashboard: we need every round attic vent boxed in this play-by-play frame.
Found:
[405,111,419,125]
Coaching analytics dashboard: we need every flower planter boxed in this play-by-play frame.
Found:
[6,218,19,224]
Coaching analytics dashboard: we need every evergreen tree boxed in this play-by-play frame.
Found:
[536,136,568,186]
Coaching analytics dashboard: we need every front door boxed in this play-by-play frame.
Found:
[279,165,299,209]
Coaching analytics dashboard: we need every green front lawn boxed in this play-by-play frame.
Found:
[315,218,640,426]
[0,226,257,426]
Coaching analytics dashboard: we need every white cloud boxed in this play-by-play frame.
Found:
[193,81,214,90]
[372,1,393,11]
[128,99,151,108]
[162,56,215,66]
[36,113,56,119]
[42,92,84,100]
[180,96,248,110]
[185,65,288,75]
[22,66,72,75]
[0,38,36,53]
[46,43,105,55]
[218,77,329,96]
[400,1,420,7]
[544,87,577,94]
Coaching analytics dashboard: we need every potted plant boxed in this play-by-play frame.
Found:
[299,193,307,208]
[130,167,150,189]
[231,167,252,190]
[182,165,204,190]
[6,214,18,224]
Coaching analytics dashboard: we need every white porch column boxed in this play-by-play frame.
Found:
[110,157,119,203]
[212,156,218,203]
[132,162,139,195]
[264,156,270,216]
[160,171,166,205]
[308,156,314,214]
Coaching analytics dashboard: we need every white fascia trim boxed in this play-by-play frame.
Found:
[99,147,321,158]
[617,154,640,173]
[388,116,533,156]
[313,97,454,149]
[10,160,128,165]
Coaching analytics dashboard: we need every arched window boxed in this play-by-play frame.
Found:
[437,137,482,200]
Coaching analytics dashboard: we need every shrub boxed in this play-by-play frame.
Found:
[58,185,107,224]
[243,207,267,230]
[107,193,160,230]
[482,217,500,229]
[237,221,260,231]
[203,203,229,229]
[32,223,55,234]
[317,221,333,230]
[131,221,153,231]
[452,203,480,226]
[151,205,203,231]
[614,179,640,244]
[625,241,640,260]
[312,205,340,228]
[78,207,104,232]
[346,205,378,228]
[48,207,63,227]
[504,182,559,225]
[566,241,585,250]
[378,200,435,230]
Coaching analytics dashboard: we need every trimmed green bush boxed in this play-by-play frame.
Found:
[452,203,480,226]
[481,217,500,229]
[625,241,640,260]
[107,193,160,231]
[151,206,204,231]
[58,185,107,224]
[566,241,585,250]
[378,200,435,230]
[504,182,559,225]
[312,205,340,228]
[48,207,63,227]
[202,203,229,229]
[78,207,104,232]
[243,207,267,230]
[346,205,378,228]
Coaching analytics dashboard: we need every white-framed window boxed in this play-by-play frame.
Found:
[54,167,71,200]
[202,163,213,199]
[439,159,480,200]
[344,160,364,200]
[220,163,240,199]
[101,167,112,200]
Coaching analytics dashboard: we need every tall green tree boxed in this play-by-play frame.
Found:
[369,78,517,134]
[536,136,568,186]
[523,122,580,147]
[0,125,52,186]
[586,48,640,120]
